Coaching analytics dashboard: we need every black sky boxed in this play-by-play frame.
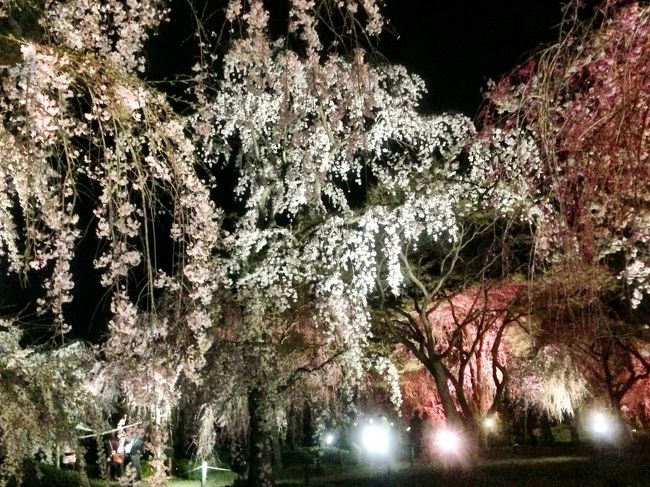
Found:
[379,0,566,114]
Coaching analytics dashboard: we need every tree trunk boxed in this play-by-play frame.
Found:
[566,411,580,444]
[540,414,554,445]
[75,444,90,487]
[149,419,170,487]
[272,430,283,471]
[428,360,483,457]
[247,387,275,487]
[429,360,462,426]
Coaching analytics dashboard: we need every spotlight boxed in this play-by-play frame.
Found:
[435,428,462,455]
[361,423,390,456]
[483,417,495,430]
[325,433,335,446]
[589,410,618,441]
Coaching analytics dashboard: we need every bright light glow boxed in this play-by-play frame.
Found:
[483,417,495,430]
[590,411,612,436]
[325,433,335,446]
[435,429,461,454]
[361,424,390,456]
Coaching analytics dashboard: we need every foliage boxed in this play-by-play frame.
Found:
[155,0,556,482]
[0,320,107,484]
[481,0,650,310]
[481,0,650,417]
[508,343,590,421]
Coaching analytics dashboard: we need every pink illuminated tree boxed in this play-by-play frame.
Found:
[481,0,650,421]
[377,277,527,441]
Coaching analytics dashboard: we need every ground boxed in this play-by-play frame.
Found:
[145,442,650,486]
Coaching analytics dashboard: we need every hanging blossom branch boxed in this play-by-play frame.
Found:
[0,40,223,366]
[43,0,170,74]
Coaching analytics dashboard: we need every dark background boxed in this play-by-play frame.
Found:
[379,0,567,114]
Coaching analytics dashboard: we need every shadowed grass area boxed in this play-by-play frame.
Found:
[161,442,650,486]
[33,438,650,486]
[292,445,650,487]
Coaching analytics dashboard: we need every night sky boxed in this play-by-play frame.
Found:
[379,0,566,115]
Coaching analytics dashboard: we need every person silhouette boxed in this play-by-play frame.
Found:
[408,409,424,463]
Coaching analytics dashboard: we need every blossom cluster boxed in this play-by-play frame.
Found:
[1,41,223,415]
[43,0,169,73]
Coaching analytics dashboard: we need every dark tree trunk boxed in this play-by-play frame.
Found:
[429,360,462,426]
[303,403,315,446]
[566,411,581,444]
[247,387,275,487]
[524,407,535,444]
[75,444,90,487]
[272,430,282,471]
[540,414,554,445]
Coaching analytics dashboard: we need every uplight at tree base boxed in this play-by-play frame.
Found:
[483,417,496,430]
[434,428,462,455]
[587,410,619,442]
[591,412,610,435]
[361,424,391,457]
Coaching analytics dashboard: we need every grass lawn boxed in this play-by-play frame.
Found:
[289,444,650,486]
[154,443,650,486]
[163,477,236,487]
[37,438,650,486]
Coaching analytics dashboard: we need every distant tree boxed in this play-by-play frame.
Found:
[526,265,650,417]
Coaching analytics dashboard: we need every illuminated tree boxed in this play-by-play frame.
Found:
[0,0,221,483]
[481,0,650,419]
[187,1,528,483]
[377,271,528,433]
[525,265,650,418]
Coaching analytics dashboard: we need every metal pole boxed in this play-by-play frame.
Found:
[201,461,207,487]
